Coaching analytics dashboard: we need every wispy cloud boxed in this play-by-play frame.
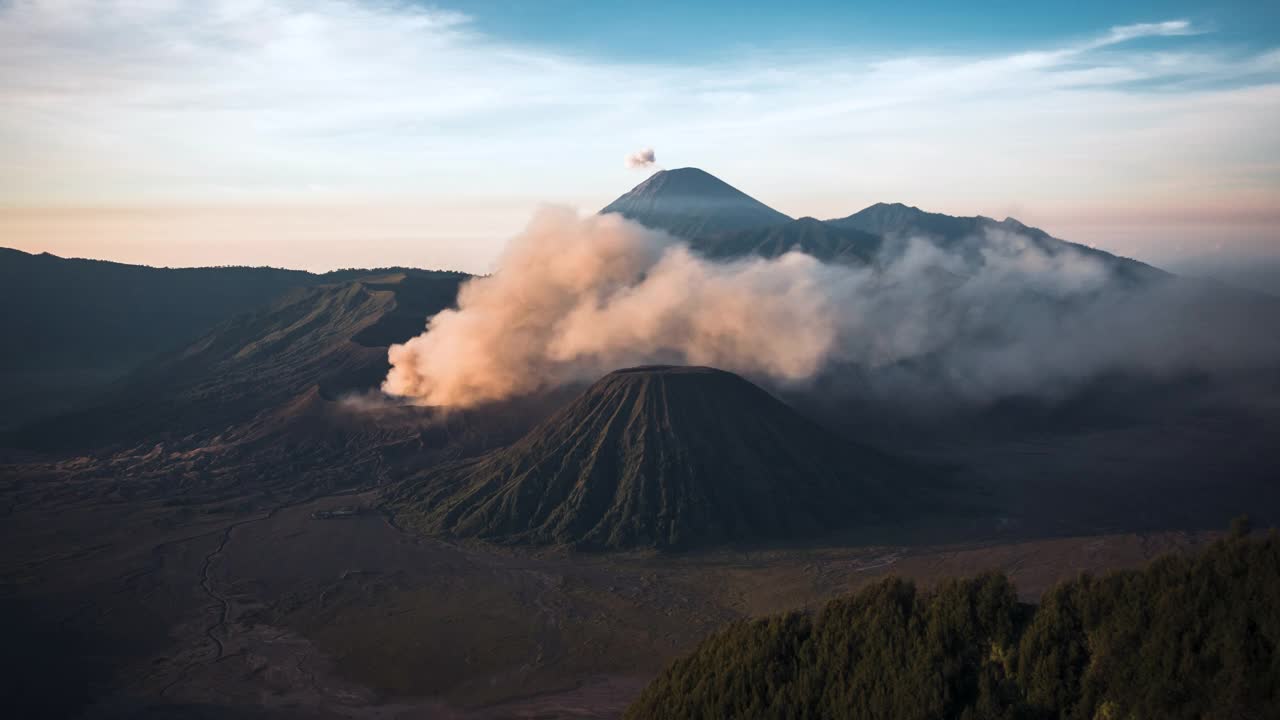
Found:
[1096,20,1197,47]
[0,1,1276,253]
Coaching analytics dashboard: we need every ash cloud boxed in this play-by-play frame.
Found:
[625,148,656,169]
[383,208,1280,409]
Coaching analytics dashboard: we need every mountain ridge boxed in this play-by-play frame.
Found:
[599,170,1168,280]
[694,216,885,265]
[0,246,470,429]
[8,271,467,450]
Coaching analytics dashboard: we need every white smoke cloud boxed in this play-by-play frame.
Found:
[625,148,656,169]
[383,208,1280,409]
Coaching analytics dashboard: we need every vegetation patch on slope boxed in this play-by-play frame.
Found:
[627,519,1280,719]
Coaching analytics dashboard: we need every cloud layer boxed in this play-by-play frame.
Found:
[383,209,1280,409]
[1,2,1277,216]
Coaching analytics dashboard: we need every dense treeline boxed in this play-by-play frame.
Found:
[627,521,1280,719]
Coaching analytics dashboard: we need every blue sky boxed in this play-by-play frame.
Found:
[451,1,1279,60]
[0,0,1277,273]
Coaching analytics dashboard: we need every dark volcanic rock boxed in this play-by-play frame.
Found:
[391,365,905,550]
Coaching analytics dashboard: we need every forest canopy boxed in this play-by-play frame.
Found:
[627,521,1280,720]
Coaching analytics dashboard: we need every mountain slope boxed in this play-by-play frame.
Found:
[11,271,468,450]
[0,247,467,429]
[829,203,1166,281]
[0,248,328,428]
[600,168,792,239]
[0,248,319,375]
[391,365,907,550]
[828,202,993,241]
[693,217,884,264]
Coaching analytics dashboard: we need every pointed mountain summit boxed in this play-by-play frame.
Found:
[390,365,908,551]
[600,167,792,239]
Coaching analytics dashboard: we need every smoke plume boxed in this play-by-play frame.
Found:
[383,207,1280,409]
[625,148,656,169]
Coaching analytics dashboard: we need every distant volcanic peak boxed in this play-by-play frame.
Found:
[392,365,902,550]
[830,202,1056,256]
[637,167,753,196]
[600,167,791,239]
[861,201,917,213]
[834,202,1035,238]
[607,167,787,209]
[829,203,1165,281]
[831,202,936,230]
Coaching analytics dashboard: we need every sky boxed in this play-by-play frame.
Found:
[1,0,1278,275]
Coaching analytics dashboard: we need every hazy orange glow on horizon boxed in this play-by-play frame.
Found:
[2,3,1277,274]
[4,196,1277,275]
[0,203,541,274]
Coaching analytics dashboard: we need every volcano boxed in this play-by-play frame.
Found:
[390,365,907,550]
[600,167,792,239]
